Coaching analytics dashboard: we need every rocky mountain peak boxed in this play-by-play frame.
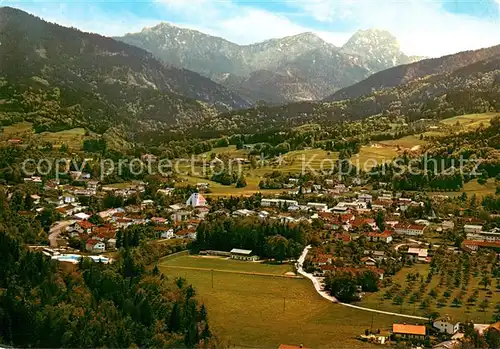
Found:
[340,28,417,72]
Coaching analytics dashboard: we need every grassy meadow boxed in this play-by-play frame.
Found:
[440,113,498,129]
[160,255,409,349]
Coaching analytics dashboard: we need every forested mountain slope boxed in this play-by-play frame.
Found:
[197,54,500,136]
[327,44,500,101]
[0,7,250,133]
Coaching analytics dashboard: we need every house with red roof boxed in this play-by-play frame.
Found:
[68,220,94,234]
[367,230,393,243]
[395,224,426,236]
[351,218,377,231]
[85,239,106,253]
[463,240,500,252]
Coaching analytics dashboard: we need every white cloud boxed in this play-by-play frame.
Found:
[6,0,500,57]
[291,0,500,57]
[5,2,161,37]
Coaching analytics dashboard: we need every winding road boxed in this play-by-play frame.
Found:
[297,245,429,321]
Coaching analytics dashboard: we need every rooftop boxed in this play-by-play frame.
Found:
[230,248,253,255]
[392,324,426,336]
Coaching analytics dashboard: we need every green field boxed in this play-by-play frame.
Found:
[422,179,498,198]
[441,113,498,129]
[160,255,411,349]
[1,123,87,150]
[199,145,249,158]
[177,148,340,196]
[378,135,427,150]
[352,146,399,170]
[0,122,33,138]
[37,128,86,150]
[161,255,293,275]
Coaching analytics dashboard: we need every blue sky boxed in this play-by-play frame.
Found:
[3,0,500,57]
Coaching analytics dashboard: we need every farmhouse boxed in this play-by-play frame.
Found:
[367,231,393,243]
[72,220,95,234]
[358,193,373,202]
[433,317,460,335]
[395,224,426,236]
[406,248,429,263]
[86,239,106,253]
[306,202,328,212]
[392,324,426,339]
[230,248,259,261]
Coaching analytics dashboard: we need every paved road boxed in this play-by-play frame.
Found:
[297,245,339,303]
[297,245,429,321]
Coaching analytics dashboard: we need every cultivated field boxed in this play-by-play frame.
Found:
[36,128,86,150]
[160,255,410,349]
[359,259,500,324]
[352,145,399,170]
[440,113,498,129]
[0,121,33,138]
[377,135,427,149]
[0,122,87,150]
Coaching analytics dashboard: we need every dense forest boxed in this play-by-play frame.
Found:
[0,195,215,348]
[194,216,311,262]
[0,232,215,348]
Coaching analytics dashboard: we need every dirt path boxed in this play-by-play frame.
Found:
[161,265,303,279]
[297,245,429,321]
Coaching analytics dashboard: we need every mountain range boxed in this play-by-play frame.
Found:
[1,6,500,141]
[0,7,251,134]
[116,25,423,104]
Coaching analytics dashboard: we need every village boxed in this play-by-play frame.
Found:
[13,170,500,348]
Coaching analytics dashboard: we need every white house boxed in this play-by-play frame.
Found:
[433,318,460,335]
[86,239,106,253]
[161,228,175,239]
[395,224,426,236]
[62,193,77,204]
[233,209,255,217]
[367,231,393,244]
[30,194,41,205]
[87,180,100,194]
[71,220,95,234]
[467,228,500,242]
[258,211,270,219]
[464,225,483,234]
[171,210,192,223]
[358,193,373,203]
[307,202,328,212]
